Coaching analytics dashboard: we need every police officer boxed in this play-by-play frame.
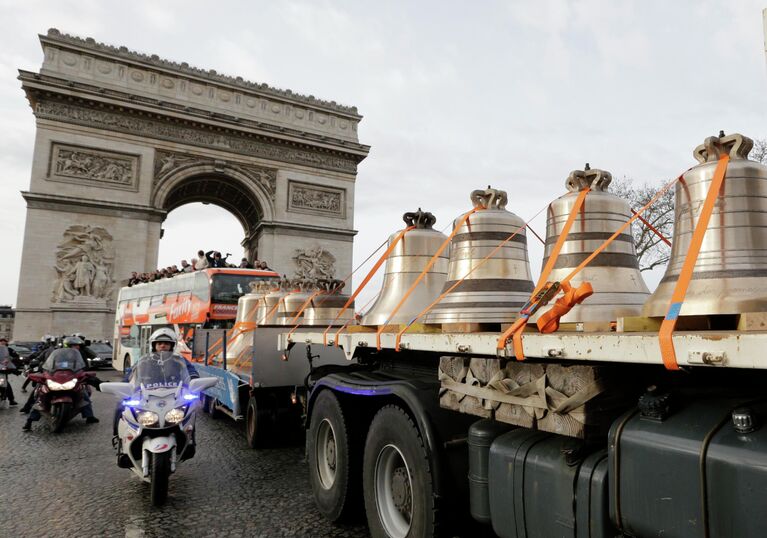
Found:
[113,328,198,436]
[22,337,99,431]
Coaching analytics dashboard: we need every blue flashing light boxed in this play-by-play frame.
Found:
[332,385,392,397]
[183,393,198,401]
[123,399,140,406]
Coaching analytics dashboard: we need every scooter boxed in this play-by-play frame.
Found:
[101,353,216,506]
[27,367,95,432]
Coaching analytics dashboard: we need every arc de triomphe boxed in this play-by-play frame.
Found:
[14,29,369,341]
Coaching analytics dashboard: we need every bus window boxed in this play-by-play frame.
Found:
[211,274,279,304]
[193,272,211,302]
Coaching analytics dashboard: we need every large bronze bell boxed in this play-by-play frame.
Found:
[360,210,449,326]
[423,187,535,324]
[643,132,767,317]
[302,280,355,327]
[532,166,650,323]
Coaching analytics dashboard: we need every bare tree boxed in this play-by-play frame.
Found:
[610,178,675,272]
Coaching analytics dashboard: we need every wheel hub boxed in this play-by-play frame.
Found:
[325,437,336,470]
[391,467,412,517]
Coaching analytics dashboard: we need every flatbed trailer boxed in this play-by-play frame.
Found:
[279,328,767,538]
[194,326,352,447]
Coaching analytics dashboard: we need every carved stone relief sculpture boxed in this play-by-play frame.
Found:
[49,144,138,190]
[288,181,344,217]
[293,247,336,280]
[153,150,277,201]
[51,225,116,303]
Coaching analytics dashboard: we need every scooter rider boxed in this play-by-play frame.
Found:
[0,337,21,406]
[23,337,99,431]
[22,335,55,393]
[113,328,198,436]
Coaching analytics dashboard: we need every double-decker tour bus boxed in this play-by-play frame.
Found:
[113,268,279,373]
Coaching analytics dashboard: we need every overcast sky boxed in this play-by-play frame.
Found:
[1,0,766,310]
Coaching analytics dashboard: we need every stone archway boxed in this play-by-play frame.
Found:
[13,29,368,340]
[152,159,276,261]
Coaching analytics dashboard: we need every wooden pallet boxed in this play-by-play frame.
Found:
[438,356,639,439]
[617,312,767,333]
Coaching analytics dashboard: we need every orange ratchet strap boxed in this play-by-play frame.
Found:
[497,188,591,358]
[377,207,484,350]
[322,226,415,345]
[394,203,549,351]
[659,155,729,370]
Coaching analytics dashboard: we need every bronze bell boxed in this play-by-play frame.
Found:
[531,166,650,323]
[360,209,449,326]
[423,187,535,324]
[302,280,355,327]
[643,132,767,317]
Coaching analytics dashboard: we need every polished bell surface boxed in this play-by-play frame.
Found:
[643,133,767,317]
[257,282,290,325]
[277,280,316,326]
[303,280,355,326]
[423,188,534,324]
[236,281,271,325]
[533,166,650,323]
[360,210,449,326]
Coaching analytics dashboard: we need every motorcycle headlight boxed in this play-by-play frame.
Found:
[46,379,77,391]
[136,411,159,427]
[164,407,186,424]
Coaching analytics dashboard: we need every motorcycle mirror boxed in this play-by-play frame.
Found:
[189,377,218,393]
[100,382,134,399]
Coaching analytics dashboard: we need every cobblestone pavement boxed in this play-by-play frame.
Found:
[0,371,369,538]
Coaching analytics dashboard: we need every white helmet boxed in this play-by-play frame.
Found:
[149,328,177,351]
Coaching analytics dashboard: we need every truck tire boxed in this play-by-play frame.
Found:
[363,405,437,538]
[308,390,359,522]
[245,396,266,448]
[203,395,220,419]
[150,451,171,506]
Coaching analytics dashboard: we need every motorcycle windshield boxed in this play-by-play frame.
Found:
[0,347,12,370]
[131,352,190,390]
[43,348,85,372]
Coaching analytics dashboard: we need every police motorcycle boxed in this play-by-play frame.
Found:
[101,351,216,506]
[27,347,96,432]
[0,347,20,408]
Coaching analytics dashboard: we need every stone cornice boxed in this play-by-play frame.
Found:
[252,220,358,240]
[42,29,360,117]
[24,92,365,175]
[22,191,167,222]
[19,70,370,159]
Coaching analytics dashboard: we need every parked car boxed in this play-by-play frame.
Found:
[86,341,113,369]
[9,343,34,359]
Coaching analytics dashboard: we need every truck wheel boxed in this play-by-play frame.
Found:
[308,390,359,522]
[204,395,220,419]
[245,396,266,448]
[150,451,171,506]
[363,405,437,538]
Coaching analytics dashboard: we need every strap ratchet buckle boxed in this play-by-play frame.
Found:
[519,281,561,317]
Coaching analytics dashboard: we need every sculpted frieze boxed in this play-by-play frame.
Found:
[36,100,357,174]
[288,181,344,217]
[49,143,138,190]
[51,225,115,304]
[293,246,336,280]
[153,150,277,200]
